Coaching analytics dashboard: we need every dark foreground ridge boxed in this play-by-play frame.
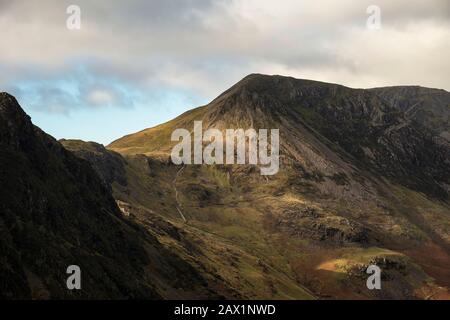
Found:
[0,93,235,299]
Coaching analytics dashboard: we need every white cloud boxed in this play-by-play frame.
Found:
[87,89,116,106]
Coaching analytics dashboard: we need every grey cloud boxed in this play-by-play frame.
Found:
[8,67,141,114]
[22,86,80,114]
[0,0,448,115]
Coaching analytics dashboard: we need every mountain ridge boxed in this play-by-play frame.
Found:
[108,74,450,200]
[77,74,450,299]
[2,73,450,299]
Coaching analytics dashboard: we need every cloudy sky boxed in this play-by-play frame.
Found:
[1,0,449,144]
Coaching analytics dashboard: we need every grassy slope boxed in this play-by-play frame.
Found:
[109,106,208,155]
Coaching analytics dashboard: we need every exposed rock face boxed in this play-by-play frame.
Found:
[213,75,450,199]
[60,139,128,190]
[369,86,450,143]
[276,205,370,244]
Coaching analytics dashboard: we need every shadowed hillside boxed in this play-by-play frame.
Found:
[83,74,450,299]
[0,92,239,299]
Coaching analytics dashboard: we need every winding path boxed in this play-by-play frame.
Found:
[173,165,187,222]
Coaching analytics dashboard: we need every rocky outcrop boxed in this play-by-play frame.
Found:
[275,205,371,244]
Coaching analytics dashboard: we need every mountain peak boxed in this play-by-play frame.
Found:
[209,74,355,111]
[238,73,324,85]
[0,92,29,119]
[227,73,334,93]
[0,91,15,99]
[107,74,380,155]
[0,92,34,148]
